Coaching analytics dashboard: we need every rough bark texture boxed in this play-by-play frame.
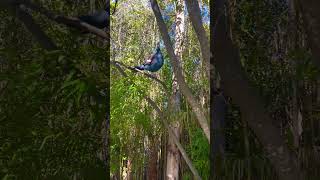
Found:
[211,0,303,179]
[147,142,158,180]
[212,11,301,180]
[166,1,184,178]
[166,121,181,180]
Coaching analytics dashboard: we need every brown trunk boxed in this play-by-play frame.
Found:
[212,2,301,179]
[166,0,185,179]
[166,121,181,180]
[147,142,158,180]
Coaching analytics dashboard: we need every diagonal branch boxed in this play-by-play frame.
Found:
[19,0,109,39]
[0,1,57,50]
[4,0,109,39]
[112,61,202,180]
[150,0,210,141]
[145,97,202,180]
[1,0,108,50]
[212,3,301,180]
[185,0,210,77]
[17,4,57,50]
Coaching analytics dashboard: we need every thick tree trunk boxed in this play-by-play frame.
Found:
[166,0,185,179]
[297,0,320,70]
[288,0,303,149]
[212,10,302,180]
[147,141,158,180]
[210,91,227,178]
[166,122,181,180]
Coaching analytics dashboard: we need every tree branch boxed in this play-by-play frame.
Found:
[9,0,109,40]
[17,4,57,50]
[110,60,168,94]
[0,1,57,50]
[185,0,210,77]
[23,0,108,39]
[150,0,210,141]
[145,97,202,180]
[111,62,202,179]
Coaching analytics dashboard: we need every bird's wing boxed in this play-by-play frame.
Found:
[148,53,157,64]
[143,53,155,65]
[145,59,152,64]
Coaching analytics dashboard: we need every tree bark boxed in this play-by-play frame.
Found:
[145,98,202,180]
[166,121,181,180]
[288,0,302,149]
[212,3,302,180]
[185,0,210,77]
[297,0,320,70]
[210,91,227,179]
[147,141,158,180]
[166,0,185,179]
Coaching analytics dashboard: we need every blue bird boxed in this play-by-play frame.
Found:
[135,43,164,72]
[78,10,109,29]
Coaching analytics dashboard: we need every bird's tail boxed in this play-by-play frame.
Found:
[134,65,144,70]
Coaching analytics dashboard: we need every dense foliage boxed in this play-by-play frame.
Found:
[0,1,108,179]
[110,0,210,179]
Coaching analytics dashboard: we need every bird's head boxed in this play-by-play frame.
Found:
[156,42,161,52]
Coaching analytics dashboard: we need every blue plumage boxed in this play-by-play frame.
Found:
[135,44,164,72]
[78,10,108,29]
